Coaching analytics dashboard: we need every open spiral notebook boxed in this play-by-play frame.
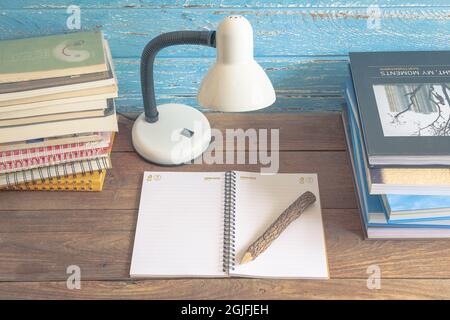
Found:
[130,171,329,279]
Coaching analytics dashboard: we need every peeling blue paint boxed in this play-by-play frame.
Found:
[0,1,448,112]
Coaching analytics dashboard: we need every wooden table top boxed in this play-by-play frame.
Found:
[1,113,450,299]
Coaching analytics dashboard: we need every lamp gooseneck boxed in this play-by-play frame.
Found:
[140,31,216,123]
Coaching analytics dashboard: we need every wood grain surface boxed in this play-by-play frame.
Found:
[3,279,450,300]
[1,113,450,299]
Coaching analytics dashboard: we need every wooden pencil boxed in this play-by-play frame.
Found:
[240,191,317,264]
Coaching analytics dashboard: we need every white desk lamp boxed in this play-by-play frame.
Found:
[132,15,276,165]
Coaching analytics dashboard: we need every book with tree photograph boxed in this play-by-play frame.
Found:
[374,83,450,137]
[349,51,450,166]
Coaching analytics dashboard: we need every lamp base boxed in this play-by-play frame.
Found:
[132,103,211,166]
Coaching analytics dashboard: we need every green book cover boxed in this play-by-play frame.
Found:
[0,31,105,75]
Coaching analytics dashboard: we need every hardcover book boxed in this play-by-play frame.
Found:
[346,80,450,195]
[349,51,450,166]
[346,102,450,223]
[343,105,450,238]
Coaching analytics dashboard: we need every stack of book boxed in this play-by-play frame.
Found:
[345,51,450,239]
[0,31,118,191]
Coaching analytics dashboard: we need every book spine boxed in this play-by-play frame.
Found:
[0,147,109,173]
[1,157,110,188]
[223,171,236,274]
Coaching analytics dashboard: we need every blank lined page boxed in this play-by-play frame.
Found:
[130,172,225,278]
[231,172,329,279]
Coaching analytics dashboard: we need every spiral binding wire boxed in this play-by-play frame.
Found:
[0,142,103,162]
[3,158,109,188]
[0,148,107,172]
[223,171,237,273]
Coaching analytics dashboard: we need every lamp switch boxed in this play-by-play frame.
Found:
[180,128,195,138]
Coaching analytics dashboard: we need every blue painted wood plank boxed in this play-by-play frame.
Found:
[2,1,449,9]
[115,57,347,96]
[115,95,344,113]
[0,7,448,58]
[0,3,448,112]
[113,56,347,111]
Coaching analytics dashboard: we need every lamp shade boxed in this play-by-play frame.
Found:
[197,16,276,112]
